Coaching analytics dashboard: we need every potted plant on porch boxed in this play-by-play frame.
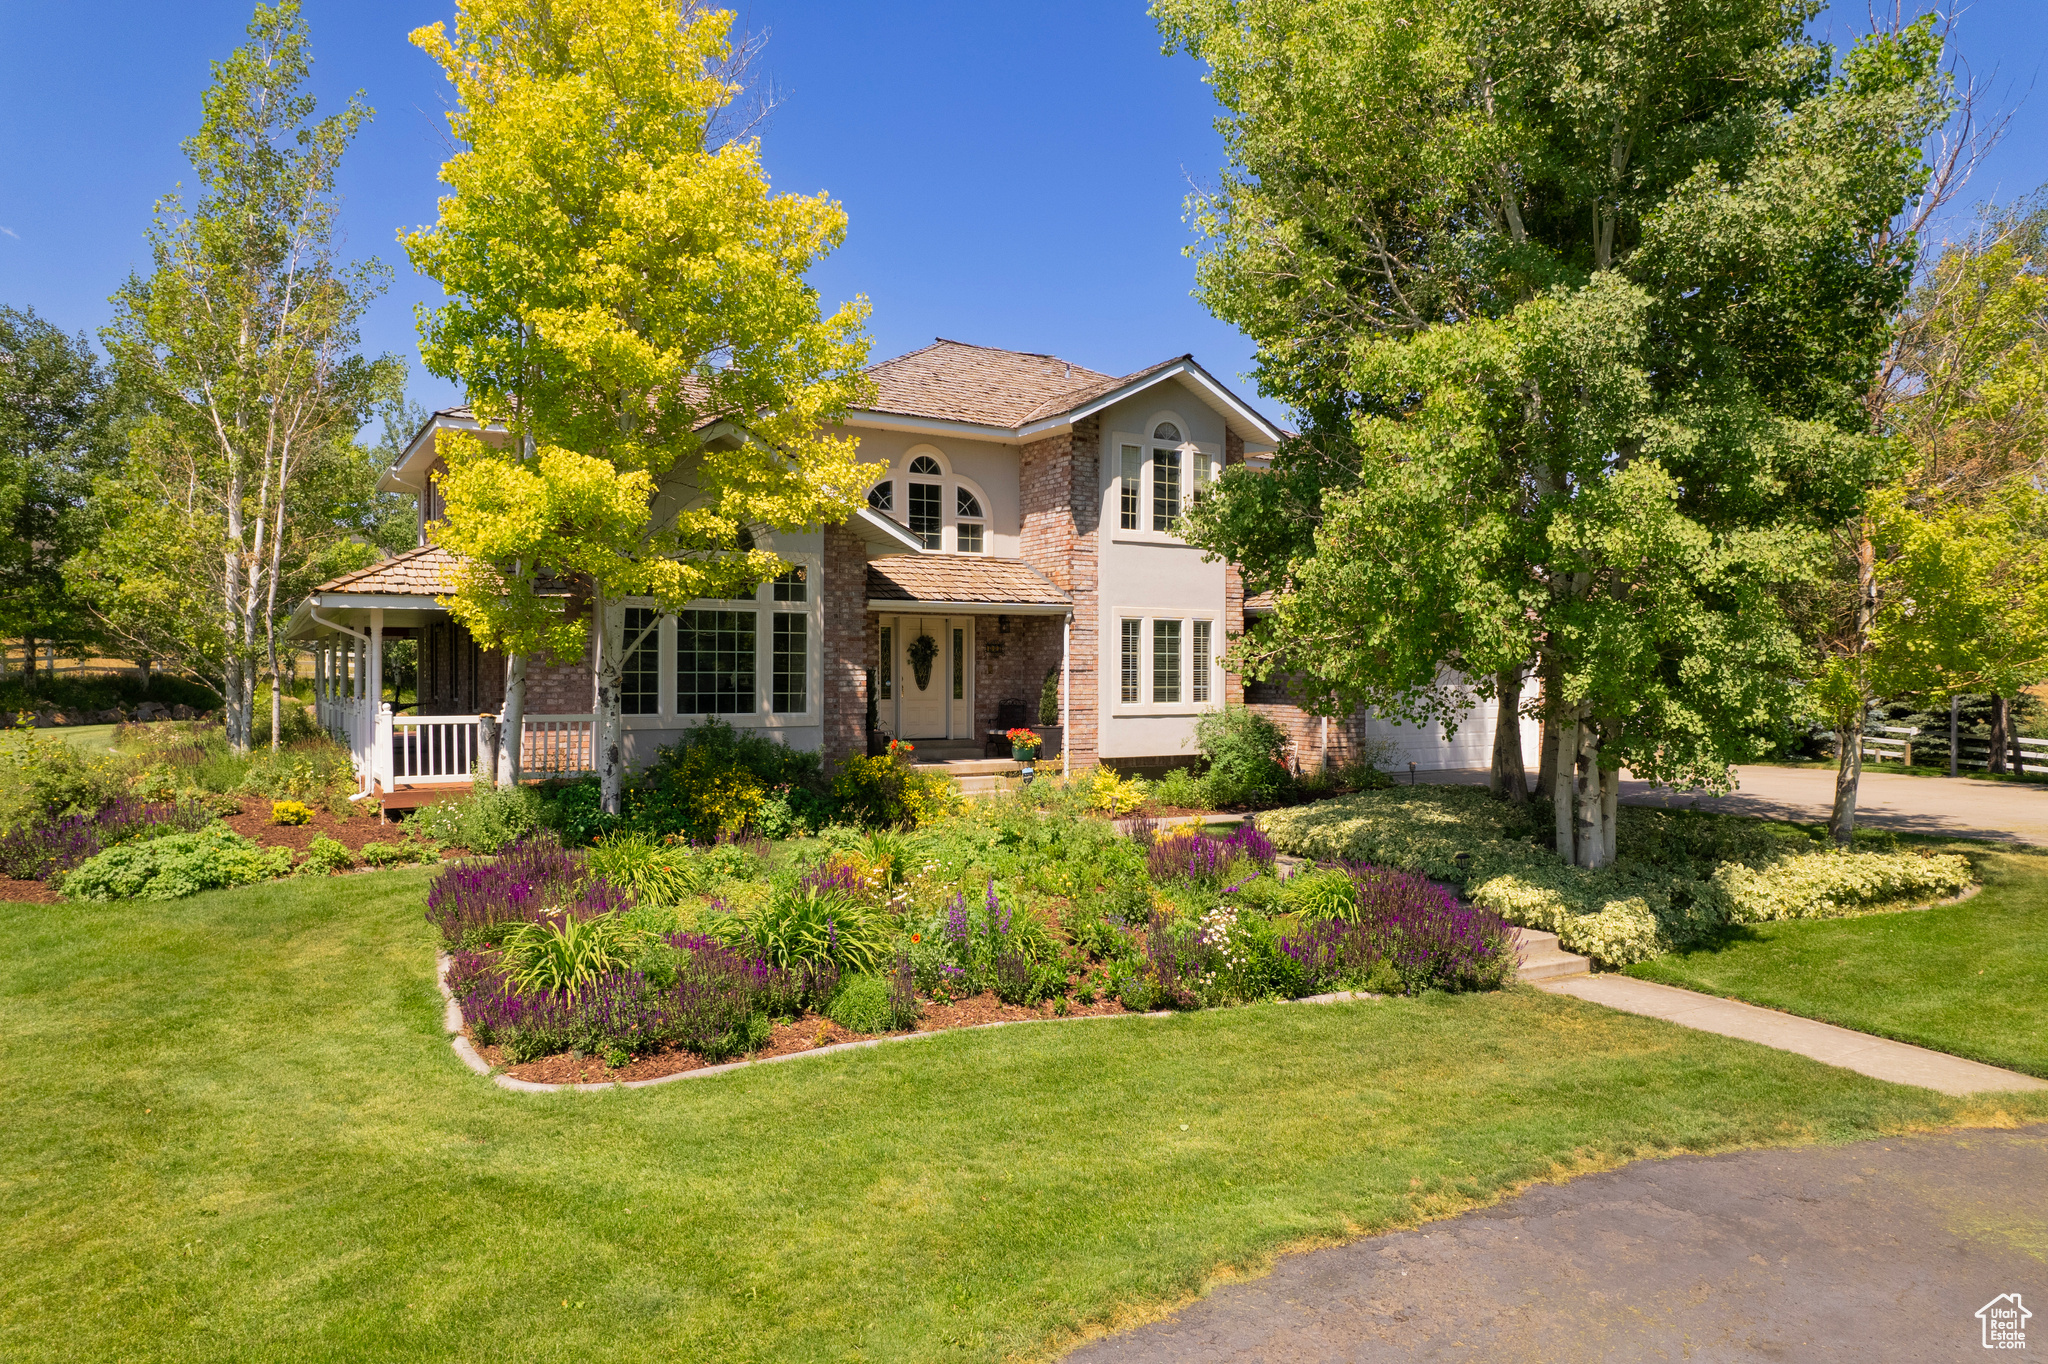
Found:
[1006,727,1043,763]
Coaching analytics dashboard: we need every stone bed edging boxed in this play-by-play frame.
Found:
[434,954,1384,1095]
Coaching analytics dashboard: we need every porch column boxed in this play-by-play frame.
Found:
[368,609,384,710]
[313,644,326,719]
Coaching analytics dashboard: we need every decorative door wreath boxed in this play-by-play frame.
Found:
[907,631,939,690]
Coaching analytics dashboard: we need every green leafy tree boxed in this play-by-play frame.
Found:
[97,1,399,752]
[1812,195,2048,826]
[1163,0,1950,865]
[405,0,873,812]
[0,307,123,689]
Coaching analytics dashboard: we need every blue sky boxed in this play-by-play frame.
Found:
[3,0,2044,430]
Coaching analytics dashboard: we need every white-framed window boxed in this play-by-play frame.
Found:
[955,487,985,554]
[772,612,807,713]
[621,606,661,715]
[1112,416,1218,541]
[867,446,995,554]
[1152,619,1182,702]
[676,609,756,714]
[630,550,820,724]
[1120,619,1142,703]
[1111,612,1222,713]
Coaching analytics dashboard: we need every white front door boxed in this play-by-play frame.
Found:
[898,615,950,738]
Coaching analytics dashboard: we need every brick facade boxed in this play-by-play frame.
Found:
[821,523,869,766]
[972,614,1064,747]
[1018,415,1099,766]
[525,618,597,715]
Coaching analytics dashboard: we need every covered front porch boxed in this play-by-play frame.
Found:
[288,545,596,802]
[865,554,1074,785]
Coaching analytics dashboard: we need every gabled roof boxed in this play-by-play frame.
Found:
[866,340,1118,428]
[867,554,1071,611]
[851,339,1284,451]
[313,543,464,597]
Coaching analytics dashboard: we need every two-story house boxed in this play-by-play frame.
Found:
[289,339,1521,799]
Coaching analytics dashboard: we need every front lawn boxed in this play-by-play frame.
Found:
[5,870,2042,1364]
[1627,842,2048,1078]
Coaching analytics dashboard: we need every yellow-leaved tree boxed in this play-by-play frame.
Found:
[404,0,873,811]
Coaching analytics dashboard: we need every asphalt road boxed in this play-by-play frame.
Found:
[1065,1125,2047,1363]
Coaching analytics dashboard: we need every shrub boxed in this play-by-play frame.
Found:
[0,722,126,829]
[301,836,353,874]
[408,784,544,853]
[1193,706,1291,807]
[359,839,441,868]
[0,798,213,880]
[585,831,699,905]
[501,914,644,993]
[1039,668,1060,726]
[1084,766,1148,815]
[633,719,826,840]
[1149,766,1209,810]
[422,835,621,946]
[271,800,313,826]
[1256,786,1976,965]
[831,751,958,829]
[232,740,357,803]
[1281,866,1360,921]
[60,825,292,901]
[827,974,895,1032]
[714,884,894,974]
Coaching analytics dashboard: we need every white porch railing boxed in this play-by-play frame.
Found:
[384,712,481,786]
[521,714,596,777]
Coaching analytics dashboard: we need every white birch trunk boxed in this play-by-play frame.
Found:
[1554,713,1578,863]
[594,592,627,815]
[498,653,526,789]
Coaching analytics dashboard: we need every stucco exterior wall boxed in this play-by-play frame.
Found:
[1093,379,1230,761]
[837,426,1023,558]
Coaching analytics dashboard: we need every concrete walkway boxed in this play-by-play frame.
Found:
[1065,1124,2048,1362]
[1534,974,2047,1096]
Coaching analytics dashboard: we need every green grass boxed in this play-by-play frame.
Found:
[1628,842,2048,1078]
[47,723,120,753]
[5,873,2043,1364]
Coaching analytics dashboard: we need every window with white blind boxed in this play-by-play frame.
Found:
[1152,619,1182,703]
[1192,619,1212,703]
[1120,619,1142,703]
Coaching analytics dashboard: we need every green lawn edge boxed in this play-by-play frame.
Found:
[1625,842,2048,1078]
[6,868,2046,1363]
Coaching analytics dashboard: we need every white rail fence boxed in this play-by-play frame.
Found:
[1859,724,2046,772]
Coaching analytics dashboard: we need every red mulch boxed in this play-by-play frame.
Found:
[0,878,61,905]
[215,798,431,856]
[476,990,1135,1086]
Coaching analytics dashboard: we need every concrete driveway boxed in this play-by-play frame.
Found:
[1418,764,2048,845]
[1622,765,2048,846]
[1066,1125,2047,1363]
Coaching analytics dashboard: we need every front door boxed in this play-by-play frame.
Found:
[897,615,950,738]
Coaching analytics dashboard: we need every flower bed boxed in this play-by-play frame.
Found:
[1257,786,1976,965]
[423,809,1521,1084]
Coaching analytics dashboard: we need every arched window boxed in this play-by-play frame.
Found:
[875,448,992,552]
[955,487,985,554]
[1151,423,1184,531]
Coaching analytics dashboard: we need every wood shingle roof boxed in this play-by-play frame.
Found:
[866,554,1071,608]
